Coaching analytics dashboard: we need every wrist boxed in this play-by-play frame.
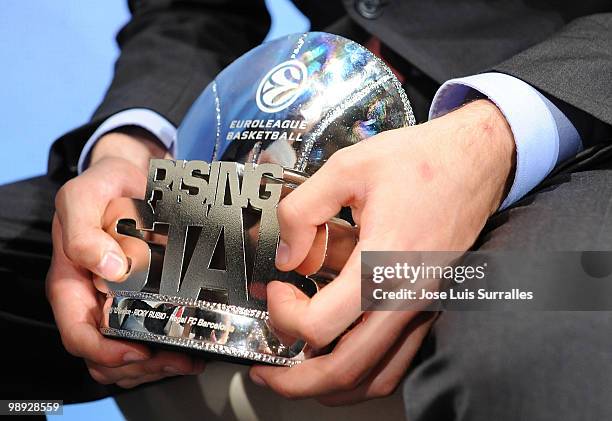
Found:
[440,99,516,216]
[90,129,168,173]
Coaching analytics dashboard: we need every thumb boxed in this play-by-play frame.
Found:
[276,153,363,271]
[62,225,129,281]
[55,159,146,280]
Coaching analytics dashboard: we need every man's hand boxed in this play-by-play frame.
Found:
[46,132,205,388]
[249,100,515,404]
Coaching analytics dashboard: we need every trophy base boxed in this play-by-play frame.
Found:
[100,291,304,367]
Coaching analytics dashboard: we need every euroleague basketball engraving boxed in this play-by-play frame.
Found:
[256,60,307,113]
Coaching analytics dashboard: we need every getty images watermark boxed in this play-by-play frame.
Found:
[361,251,612,311]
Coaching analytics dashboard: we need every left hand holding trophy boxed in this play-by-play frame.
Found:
[97,32,414,366]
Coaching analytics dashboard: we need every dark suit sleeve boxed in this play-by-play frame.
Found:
[493,13,612,148]
[48,0,270,181]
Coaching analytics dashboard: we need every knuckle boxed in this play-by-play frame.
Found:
[298,310,340,349]
[277,200,310,241]
[61,340,79,358]
[116,379,139,389]
[62,329,124,368]
[277,196,301,225]
[63,232,92,262]
[59,333,80,358]
[55,179,80,209]
[298,318,328,349]
[54,189,63,210]
[90,347,129,369]
[54,187,67,212]
[88,367,113,385]
[327,148,353,173]
[94,354,122,369]
[81,345,122,369]
[333,369,360,391]
[369,378,398,398]
[274,385,299,400]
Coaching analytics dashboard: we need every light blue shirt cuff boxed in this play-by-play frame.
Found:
[77,108,178,173]
[429,72,582,210]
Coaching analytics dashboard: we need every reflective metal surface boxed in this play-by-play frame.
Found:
[177,31,414,174]
[102,291,305,366]
[99,161,357,366]
[100,31,414,366]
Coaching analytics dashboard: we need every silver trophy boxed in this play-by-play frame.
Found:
[98,32,415,366]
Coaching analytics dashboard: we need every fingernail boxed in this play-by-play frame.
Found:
[164,366,184,375]
[123,351,148,363]
[275,240,290,267]
[98,251,126,279]
[251,373,267,387]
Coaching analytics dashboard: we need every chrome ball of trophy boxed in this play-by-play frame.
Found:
[98,32,415,366]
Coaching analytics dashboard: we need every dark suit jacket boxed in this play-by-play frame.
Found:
[48,0,612,182]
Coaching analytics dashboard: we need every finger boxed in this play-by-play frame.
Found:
[276,149,365,271]
[116,373,169,389]
[55,159,146,280]
[47,216,151,367]
[86,351,205,385]
[317,312,436,406]
[250,309,416,399]
[115,355,205,389]
[268,229,399,349]
[267,244,364,349]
